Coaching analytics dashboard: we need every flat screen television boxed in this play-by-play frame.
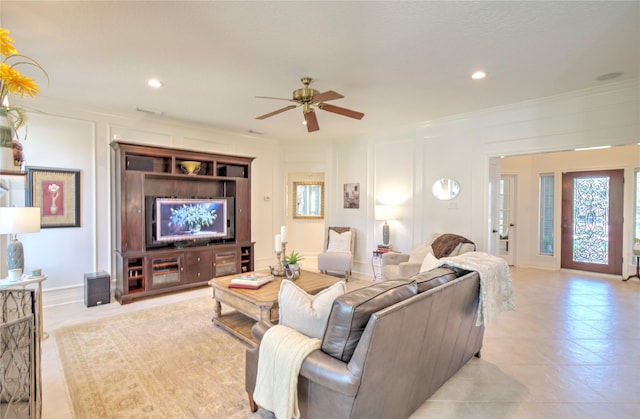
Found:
[145,197,235,248]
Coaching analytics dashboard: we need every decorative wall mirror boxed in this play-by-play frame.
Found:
[293,181,324,219]
[432,178,460,201]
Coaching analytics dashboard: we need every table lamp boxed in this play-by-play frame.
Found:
[375,205,395,246]
[0,207,41,273]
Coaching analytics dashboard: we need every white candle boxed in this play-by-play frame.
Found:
[280,225,287,243]
[275,234,282,252]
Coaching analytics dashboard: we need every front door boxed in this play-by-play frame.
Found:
[561,169,624,275]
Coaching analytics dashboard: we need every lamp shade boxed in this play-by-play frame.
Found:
[375,205,395,221]
[0,207,41,234]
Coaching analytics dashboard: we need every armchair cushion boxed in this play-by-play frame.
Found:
[321,280,418,362]
[326,229,352,252]
[407,244,430,263]
[419,252,440,272]
[279,279,347,339]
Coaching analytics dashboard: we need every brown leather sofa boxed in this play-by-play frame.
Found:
[245,266,485,418]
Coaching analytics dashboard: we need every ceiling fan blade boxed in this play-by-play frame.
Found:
[256,105,297,120]
[255,96,294,102]
[313,90,344,102]
[304,110,320,132]
[318,103,365,120]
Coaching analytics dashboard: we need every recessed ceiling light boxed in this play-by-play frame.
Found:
[471,71,486,80]
[147,78,164,88]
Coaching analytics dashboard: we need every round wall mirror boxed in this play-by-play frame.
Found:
[432,178,460,200]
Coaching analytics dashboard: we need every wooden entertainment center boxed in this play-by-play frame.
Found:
[111,141,255,304]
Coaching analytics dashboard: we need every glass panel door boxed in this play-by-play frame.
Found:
[561,170,623,275]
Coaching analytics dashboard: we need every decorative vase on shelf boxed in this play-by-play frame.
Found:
[0,114,19,172]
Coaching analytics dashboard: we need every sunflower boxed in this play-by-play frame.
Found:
[0,27,47,133]
[0,62,40,98]
[0,29,17,57]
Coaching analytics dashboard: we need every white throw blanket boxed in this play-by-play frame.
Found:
[253,325,321,419]
[436,252,515,326]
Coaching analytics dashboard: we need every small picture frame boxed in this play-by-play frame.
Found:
[344,183,360,209]
[26,166,81,228]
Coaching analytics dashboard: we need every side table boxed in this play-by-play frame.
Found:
[623,256,640,281]
[372,249,393,280]
[0,274,47,418]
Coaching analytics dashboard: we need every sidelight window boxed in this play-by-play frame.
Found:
[539,174,554,255]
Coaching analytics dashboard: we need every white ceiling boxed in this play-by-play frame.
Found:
[2,1,639,142]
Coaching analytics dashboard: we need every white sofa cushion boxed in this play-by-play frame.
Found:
[278,279,347,339]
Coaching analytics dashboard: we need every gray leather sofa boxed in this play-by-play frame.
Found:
[245,266,485,418]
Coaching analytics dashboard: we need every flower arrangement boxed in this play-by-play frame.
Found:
[169,204,217,232]
[0,27,48,149]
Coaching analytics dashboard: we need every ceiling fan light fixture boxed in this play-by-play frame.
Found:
[471,71,487,80]
[255,77,364,132]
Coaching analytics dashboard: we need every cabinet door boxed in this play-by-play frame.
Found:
[123,172,145,252]
[234,178,251,242]
[149,256,182,290]
[214,250,239,276]
[184,249,213,283]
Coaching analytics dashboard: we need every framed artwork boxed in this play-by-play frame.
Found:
[343,183,360,209]
[26,166,81,228]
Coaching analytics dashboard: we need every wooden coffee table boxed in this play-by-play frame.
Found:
[208,270,344,345]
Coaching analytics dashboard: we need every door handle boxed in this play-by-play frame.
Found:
[492,229,498,233]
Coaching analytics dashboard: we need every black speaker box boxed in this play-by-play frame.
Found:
[217,165,245,177]
[126,155,155,172]
[84,272,111,307]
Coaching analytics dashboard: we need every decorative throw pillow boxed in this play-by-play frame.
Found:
[407,244,430,264]
[278,279,347,339]
[326,230,352,252]
[419,252,440,272]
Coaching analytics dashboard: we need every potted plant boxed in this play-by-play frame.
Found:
[169,204,217,233]
[283,251,303,280]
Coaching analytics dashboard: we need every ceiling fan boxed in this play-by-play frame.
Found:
[255,77,365,132]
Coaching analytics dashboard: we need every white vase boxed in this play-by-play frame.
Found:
[633,243,640,256]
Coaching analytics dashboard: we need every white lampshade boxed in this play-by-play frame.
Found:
[375,205,396,221]
[0,207,41,234]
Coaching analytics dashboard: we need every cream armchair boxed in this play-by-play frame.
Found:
[317,226,355,279]
[381,233,475,281]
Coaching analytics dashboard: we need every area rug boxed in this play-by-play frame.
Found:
[55,296,265,418]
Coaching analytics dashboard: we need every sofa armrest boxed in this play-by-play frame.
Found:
[299,350,360,396]
[246,320,361,397]
[245,321,275,395]
[251,320,273,341]
[381,252,409,266]
[398,262,421,278]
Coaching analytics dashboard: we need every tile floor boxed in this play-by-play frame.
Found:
[41,267,640,418]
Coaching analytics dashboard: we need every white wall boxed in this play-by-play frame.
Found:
[8,79,638,305]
